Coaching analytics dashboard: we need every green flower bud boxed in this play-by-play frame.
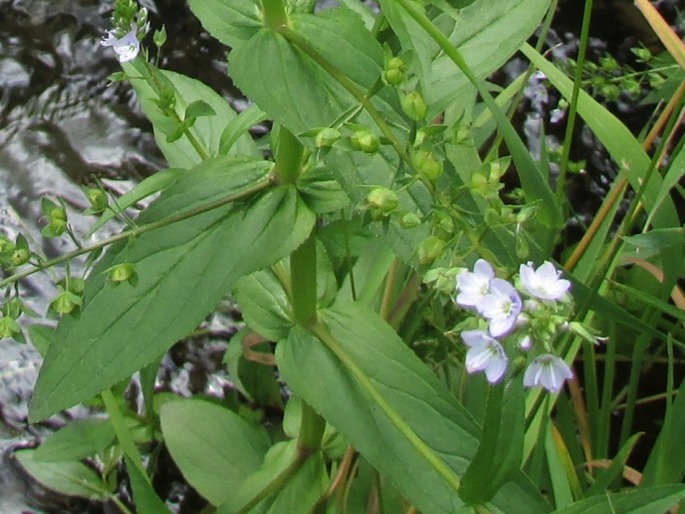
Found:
[11,248,30,266]
[470,172,490,196]
[383,57,406,85]
[366,188,399,214]
[413,150,443,181]
[153,25,167,48]
[68,277,86,295]
[0,316,21,339]
[433,210,454,235]
[86,188,109,214]
[401,91,427,121]
[50,291,82,316]
[400,212,422,228]
[314,127,341,149]
[423,266,459,295]
[107,263,138,285]
[350,129,380,154]
[417,236,445,265]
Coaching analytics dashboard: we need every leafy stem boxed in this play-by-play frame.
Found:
[0,176,274,289]
[277,26,410,162]
[128,59,211,161]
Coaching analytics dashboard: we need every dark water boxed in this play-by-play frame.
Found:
[0,0,680,511]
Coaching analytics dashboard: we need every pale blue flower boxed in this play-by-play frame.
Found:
[480,278,522,337]
[523,354,573,393]
[461,329,507,383]
[519,261,570,301]
[455,259,494,311]
[101,26,140,63]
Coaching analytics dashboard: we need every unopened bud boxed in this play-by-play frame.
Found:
[11,248,30,266]
[314,127,341,149]
[413,150,443,181]
[153,25,167,48]
[417,236,445,265]
[383,57,405,85]
[0,317,21,339]
[401,91,427,121]
[107,263,138,285]
[50,291,82,316]
[350,129,380,153]
[366,188,398,214]
[86,188,109,214]
[400,212,422,228]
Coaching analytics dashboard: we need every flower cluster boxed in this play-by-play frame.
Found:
[455,259,574,393]
[100,0,150,64]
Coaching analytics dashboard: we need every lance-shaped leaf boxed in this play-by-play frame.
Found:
[160,399,270,506]
[379,0,550,115]
[30,157,315,422]
[552,484,685,514]
[188,0,263,49]
[125,67,260,168]
[277,302,549,514]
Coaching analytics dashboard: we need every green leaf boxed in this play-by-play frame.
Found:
[217,440,328,514]
[27,324,54,356]
[584,433,642,497]
[641,375,685,486]
[265,449,328,514]
[218,440,298,513]
[552,484,685,514]
[296,164,350,214]
[33,419,115,462]
[14,449,109,500]
[459,380,525,505]
[290,9,385,91]
[29,157,315,422]
[231,29,340,136]
[188,0,263,49]
[184,99,217,120]
[234,268,293,342]
[125,456,172,514]
[381,0,550,115]
[521,44,679,231]
[276,302,549,514]
[622,228,685,250]
[160,399,270,506]
[234,240,338,341]
[219,104,268,155]
[223,329,284,409]
[126,67,259,168]
[86,168,185,238]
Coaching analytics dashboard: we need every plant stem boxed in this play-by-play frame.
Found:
[101,389,146,477]
[261,0,288,30]
[310,319,462,491]
[278,26,410,162]
[393,0,562,229]
[298,400,326,453]
[237,449,309,514]
[0,176,273,289]
[290,229,317,326]
[274,127,304,185]
[129,60,211,161]
[556,0,593,205]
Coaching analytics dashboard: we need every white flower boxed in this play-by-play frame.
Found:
[461,330,508,383]
[523,354,573,393]
[519,261,571,301]
[101,25,140,63]
[455,259,494,311]
[480,278,522,337]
